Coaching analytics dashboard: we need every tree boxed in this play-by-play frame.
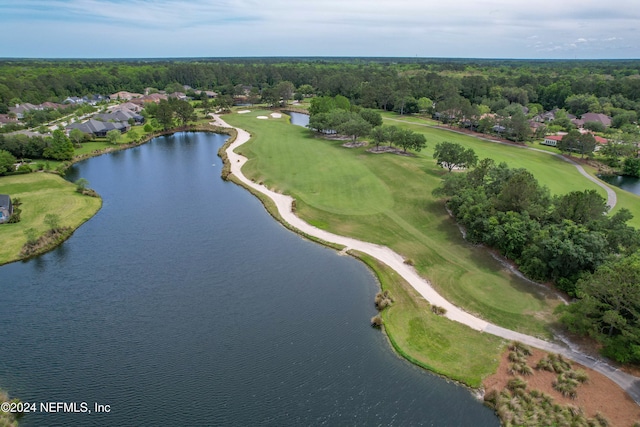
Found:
[552,190,609,225]
[0,149,16,175]
[337,116,372,143]
[433,141,478,172]
[358,109,382,127]
[215,95,233,112]
[559,252,640,363]
[106,129,121,145]
[623,157,640,177]
[200,96,212,116]
[155,99,175,130]
[69,128,88,146]
[276,81,295,105]
[417,97,433,114]
[43,130,74,160]
[392,129,426,153]
[297,84,314,97]
[576,132,596,158]
[557,129,580,155]
[75,178,89,192]
[369,126,388,150]
[44,213,61,231]
[173,100,195,126]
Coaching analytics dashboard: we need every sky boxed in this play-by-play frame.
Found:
[1,0,639,59]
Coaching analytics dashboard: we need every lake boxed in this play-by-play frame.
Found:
[0,131,498,426]
[599,174,640,196]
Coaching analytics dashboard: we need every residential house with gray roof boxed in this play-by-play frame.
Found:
[0,194,13,224]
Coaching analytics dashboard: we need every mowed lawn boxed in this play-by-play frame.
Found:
[383,113,640,227]
[0,173,101,264]
[225,110,565,338]
[355,251,503,387]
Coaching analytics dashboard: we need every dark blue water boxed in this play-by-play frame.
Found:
[0,132,498,426]
[599,174,640,196]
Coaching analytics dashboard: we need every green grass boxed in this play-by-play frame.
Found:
[354,251,503,387]
[224,109,565,338]
[0,173,101,265]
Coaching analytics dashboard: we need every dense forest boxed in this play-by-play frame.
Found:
[2,58,640,118]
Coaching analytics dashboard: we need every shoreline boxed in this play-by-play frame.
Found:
[215,113,640,404]
[0,123,235,266]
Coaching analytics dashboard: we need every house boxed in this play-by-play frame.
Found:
[542,135,563,146]
[0,114,18,127]
[131,93,167,106]
[94,109,144,124]
[66,118,129,138]
[193,90,217,98]
[110,91,143,101]
[167,92,187,100]
[580,112,612,128]
[0,194,13,224]
[8,103,38,119]
[109,102,142,113]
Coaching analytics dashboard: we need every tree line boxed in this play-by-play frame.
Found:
[2,58,640,124]
[307,95,426,152]
[433,155,640,363]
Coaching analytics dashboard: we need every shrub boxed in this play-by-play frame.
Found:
[370,315,382,328]
[509,341,532,356]
[7,206,21,223]
[374,290,393,311]
[431,305,447,315]
[403,258,414,266]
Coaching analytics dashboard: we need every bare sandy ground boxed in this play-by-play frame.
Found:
[213,114,640,405]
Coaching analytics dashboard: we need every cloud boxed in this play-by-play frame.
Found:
[1,0,639,58]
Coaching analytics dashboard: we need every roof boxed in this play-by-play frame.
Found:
[67,118,127,135]
[0,194,11,208]
[94,109,142,123]
[595,136,608,144]
[581,113,612,127]
[544,135,563,141]
[0,114,18,124]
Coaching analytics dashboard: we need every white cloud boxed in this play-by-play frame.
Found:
[1,0,639,58]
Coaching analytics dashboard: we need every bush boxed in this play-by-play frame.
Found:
[374,290,393,311]
[431,305,447,315]
[371,315,382,328]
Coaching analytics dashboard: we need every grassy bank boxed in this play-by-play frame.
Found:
[0,173,101,265]
[353,251,502,387]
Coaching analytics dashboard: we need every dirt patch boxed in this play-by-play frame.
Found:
[342,141,368,148]
[367,146,415,156]
[484,347,640,426]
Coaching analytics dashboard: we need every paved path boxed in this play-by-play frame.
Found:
[215,114,640,404]
[384,117,617,209]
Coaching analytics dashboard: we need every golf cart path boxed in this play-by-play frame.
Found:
[214,114,639,404]
[384,117,617,209]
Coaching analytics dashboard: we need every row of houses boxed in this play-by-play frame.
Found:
[7,102,68,120]
[531,110,612,129]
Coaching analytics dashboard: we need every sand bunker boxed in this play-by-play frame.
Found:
[257,116,269,119]
[270,113,282,118]
[238,110,251,114]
